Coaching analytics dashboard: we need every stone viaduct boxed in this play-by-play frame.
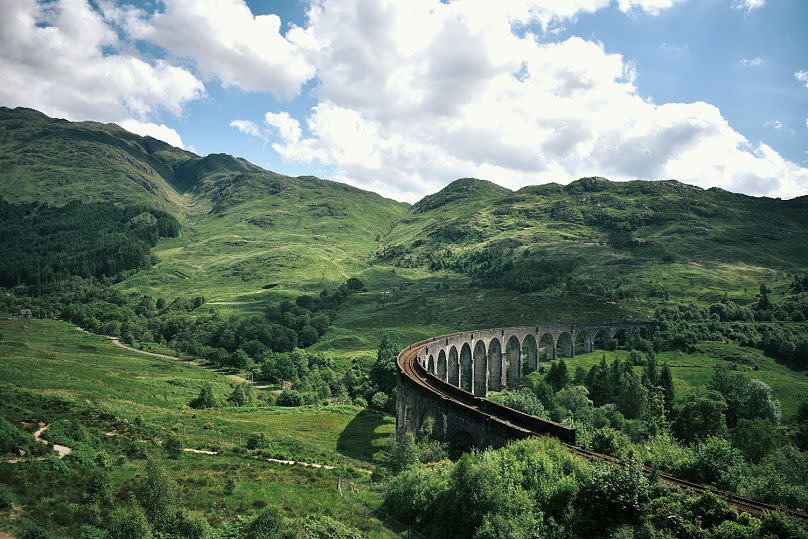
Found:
[396,322,655,450]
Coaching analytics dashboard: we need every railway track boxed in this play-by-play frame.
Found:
[398,338,808,521]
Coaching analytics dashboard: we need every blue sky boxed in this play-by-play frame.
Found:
[1,0,806,201]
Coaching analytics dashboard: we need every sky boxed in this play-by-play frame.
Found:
[1,0,807,202]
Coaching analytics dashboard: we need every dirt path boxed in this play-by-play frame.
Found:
[104,334,254,385]
[2,423,71,464]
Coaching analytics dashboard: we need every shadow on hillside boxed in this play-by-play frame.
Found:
[337,409,394,463]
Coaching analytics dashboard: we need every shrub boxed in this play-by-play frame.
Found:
[0,417,32,453]
[371,391,388,410]
[189,384,216,409]
[164,436,183,459]
[241,506,292,538]
[276,389,304,407]
[136,459,176,530]
[0,484,13,509]
[171,509,211,539]
[246,433,270,450]
[353,396,368,408]
[590,427,630,458]
[108,507,151,539]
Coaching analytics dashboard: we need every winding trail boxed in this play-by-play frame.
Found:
[91,329,260,386]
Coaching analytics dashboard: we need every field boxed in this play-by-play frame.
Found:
[0,318,397,537]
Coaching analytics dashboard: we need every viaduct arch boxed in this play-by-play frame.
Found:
[397,321,655,449]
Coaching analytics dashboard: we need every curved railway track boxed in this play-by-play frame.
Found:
[398,337,808,521]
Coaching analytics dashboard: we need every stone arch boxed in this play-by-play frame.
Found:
[522,334,538,374]
[448,346,459,386]
[487,338,503,392]
[505,336,521,387]
[593,329,610,350]
[427,354,435,374]
[460,343,473,392]
[575,330,592,355]
[437,350,448,381]
[538,332,555,363]
[557,331,574,358]
[448,430,477,458]
[473,340,488,397]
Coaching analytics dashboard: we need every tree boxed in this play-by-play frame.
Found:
[688,437,743,490]
[617,375,648,420]
[795,400,808,451]
[732,419,778,463]
[276,389,303,407]
[555,385,593,422]
[757,281,771,311]
[672,390,728,444]
[370,332,401,395]
[189,384,216,409]
[229,349,250,370]
[136,459,176,530]
[546,360,569,391]
[298,325,319,347]
[659,363,675,415]
[172,510,211,539]
[227,383,256,407]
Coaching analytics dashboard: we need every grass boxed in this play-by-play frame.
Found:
[0,318,397,537]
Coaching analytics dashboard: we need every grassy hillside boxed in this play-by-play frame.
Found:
[0,318,396,537]
[376,177,808,316]
[0,107,194,210]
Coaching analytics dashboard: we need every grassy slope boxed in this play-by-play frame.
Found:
[0,107,193,211]
[0,318,396,536]
[377,177,808,315]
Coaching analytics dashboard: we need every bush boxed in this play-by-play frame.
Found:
[246,433,270,450]
[189,384,216,409]
[172,509,211,539]
[276,389,304,407]
[590,427,630,458]
[371,391,388,410]
[0,417,33,453]
[108,507,151,539]
[241,506,294,538]
[0,484,13,509]
[164,436,183,459]
[353,396,368,408]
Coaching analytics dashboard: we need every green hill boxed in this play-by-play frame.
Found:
[2,107,808,349]
[376,176,808,315]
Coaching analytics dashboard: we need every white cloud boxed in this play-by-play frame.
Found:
[733,0,765,11]
[230,119,267,141]
[128,0,315,99]
[617,0,683,16]
[740,57,764,67]
[796,71,808,89]
[255,0,807,201]
[264,112,302,144]
[119,119,186,148]
[0,0,204,124]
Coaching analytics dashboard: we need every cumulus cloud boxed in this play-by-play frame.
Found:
[252,0,807,201]
[119,119,186,148]
[796,71,808,89]
[230,119,267,141]
[127,0,315,99]
[0,0,203,126]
